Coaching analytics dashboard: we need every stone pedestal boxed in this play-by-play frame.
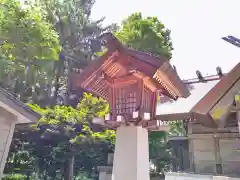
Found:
[112,125,150,180]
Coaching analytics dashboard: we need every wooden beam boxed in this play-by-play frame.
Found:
[155,112,192,121]
[213,137,223,174]
[78,51,120,88]
[113,75,138,86]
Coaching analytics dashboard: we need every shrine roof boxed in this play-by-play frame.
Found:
[156,61,240,127]
[191,61,240,114]
[0,88,41,123]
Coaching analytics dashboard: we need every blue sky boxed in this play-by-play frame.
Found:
[91,0,240,79]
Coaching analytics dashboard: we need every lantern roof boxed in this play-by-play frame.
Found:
[72,33,190,100]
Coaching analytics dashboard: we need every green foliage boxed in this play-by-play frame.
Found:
[168,121,186,137]
[0,0,61,104]
[28,93,114,152]
[35,0,110,65]
[0,0,61,61]
[6,93,115,179]
[149,131,173,175]
[77,93,109,120]
[74,172,93,180]
[116,12,173,59]
[29,93,113,145]
[2,174,27,180]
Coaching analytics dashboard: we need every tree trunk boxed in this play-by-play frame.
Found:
[64,155,74,180]
[20,59,30,101]
[52,60,61,106]
[66,59,72,105]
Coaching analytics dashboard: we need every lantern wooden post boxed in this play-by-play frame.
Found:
[72,33,189,180]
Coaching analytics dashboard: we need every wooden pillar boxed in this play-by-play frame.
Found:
[238,110,240,132]
[237,104,240,133]
[213,136,222,175]
[188,123,195,172]
[235,94,240,133]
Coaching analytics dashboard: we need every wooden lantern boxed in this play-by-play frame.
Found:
[72,33,189,129]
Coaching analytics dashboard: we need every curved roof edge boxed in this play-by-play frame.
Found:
[0,88,41,123]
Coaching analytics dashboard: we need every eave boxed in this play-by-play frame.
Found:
[0,88,41,124]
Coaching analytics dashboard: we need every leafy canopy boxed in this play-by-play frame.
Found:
[116,12,173,59]
[0,0,61,61]
[20,93,115,179]
[28,92,114,147]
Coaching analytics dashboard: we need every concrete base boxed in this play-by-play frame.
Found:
[112,125,150,180]
[165,172,240,180]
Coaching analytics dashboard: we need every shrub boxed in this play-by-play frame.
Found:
[2,174,27,180]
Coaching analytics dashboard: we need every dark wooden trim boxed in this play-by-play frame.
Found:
[155,112,192,121]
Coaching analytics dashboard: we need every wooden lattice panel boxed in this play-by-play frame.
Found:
[115,84,137,115]
[91,79,108,99]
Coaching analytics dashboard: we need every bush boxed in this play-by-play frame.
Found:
[2,174,27,180]
[75,172,93,180]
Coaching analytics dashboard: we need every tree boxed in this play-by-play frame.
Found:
[0,0,60,61]
[115,12,173,59]
[34,0,115,106]
[6,93,115,180]
[149,131,173,177]
[148,121,187,177]
[0,0,61,102]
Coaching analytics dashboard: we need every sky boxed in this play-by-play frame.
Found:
[91,0,240,79]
